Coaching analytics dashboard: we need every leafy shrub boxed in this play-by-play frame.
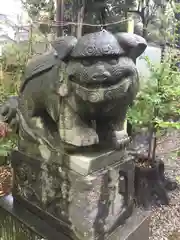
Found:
[0,43,28,160]
[127,53,180,133]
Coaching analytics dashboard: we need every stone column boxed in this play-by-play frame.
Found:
[12,148,135,240]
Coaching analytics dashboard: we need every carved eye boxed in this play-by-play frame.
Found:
[81,60,93,67]
[107,59,119,65]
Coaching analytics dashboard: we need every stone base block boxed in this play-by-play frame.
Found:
[0,195,69,240]
[11,150,135,240]
[108,208,150,240]
[0,195,150,240]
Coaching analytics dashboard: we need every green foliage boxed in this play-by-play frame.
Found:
[22,0,55,20]
[0,135,17,157]
[127,54,180,132]
[0,34,37,158]
[0,29,49,159]
[1,42,29,71]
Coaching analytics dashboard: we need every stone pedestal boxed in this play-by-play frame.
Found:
[11,149,135,240]
[0,195,69,240]
[0,195,150,240]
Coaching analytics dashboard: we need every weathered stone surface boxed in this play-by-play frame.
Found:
[0,194,68,240]
[0,195,150,240]
[12,150,134,240]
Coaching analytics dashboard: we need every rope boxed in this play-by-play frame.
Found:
[24,17,137,50]
[16,18,133,29]
[32,18,130,27]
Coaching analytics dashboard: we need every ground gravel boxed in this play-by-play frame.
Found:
[130,129,180,240]
[148,130,180,240]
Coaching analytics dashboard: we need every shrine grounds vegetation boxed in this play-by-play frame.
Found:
[0,33,45,159]
[0,43,24,159]
[127,53,180,134]
[127,51,180,159]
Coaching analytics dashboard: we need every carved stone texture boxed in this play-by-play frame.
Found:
[12,30,147,152]
[0,195,70,240]
[12,150,134,240]
[0,194,150,240]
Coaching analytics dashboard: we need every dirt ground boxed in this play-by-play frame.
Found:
[150,130,180,240]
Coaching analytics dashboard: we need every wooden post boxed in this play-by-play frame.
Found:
[127,17,134,33]
[56,0,64,37]
[124,16,134,133]
[76,6,84,38]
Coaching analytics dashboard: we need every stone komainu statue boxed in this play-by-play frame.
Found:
[0,30,147,152]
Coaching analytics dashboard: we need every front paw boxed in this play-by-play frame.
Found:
[60,128,99,147]
[75,128,99,146]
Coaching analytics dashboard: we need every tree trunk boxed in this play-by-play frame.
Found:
[160,44,166,63]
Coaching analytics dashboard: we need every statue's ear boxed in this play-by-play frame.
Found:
[115,33,147,59]
[51,36,78,61]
